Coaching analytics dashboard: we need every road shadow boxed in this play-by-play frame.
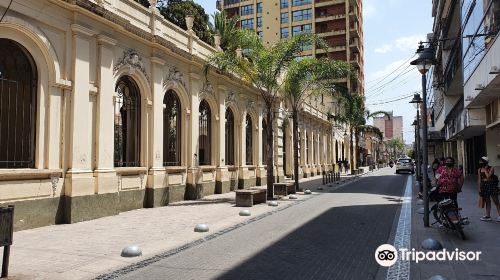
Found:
[216,203,400,280]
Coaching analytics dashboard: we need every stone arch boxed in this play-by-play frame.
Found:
[0,19,64,168]
[113,70,151,167]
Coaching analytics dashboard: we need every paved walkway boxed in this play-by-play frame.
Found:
[410,176,500,280]
[1,173,359,280]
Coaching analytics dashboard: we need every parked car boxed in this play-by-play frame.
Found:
[396,158,414,174]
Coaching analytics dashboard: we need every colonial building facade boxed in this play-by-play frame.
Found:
[0,0,349,231]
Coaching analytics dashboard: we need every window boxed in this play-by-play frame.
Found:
[241,19,254,29]
[114,76,141,167]
[163,90,181,166]
[280,0,288,9]
[241,4,254,15]
[281,12,289,23]
[225,108,235,165]
[256,2,263,13]
[257,31,263,39]
[257,16,262,28]
[246,115,253,165]
[281,27,289,38]
[0,39,37,168]
[292,9,312,22]
[262,119,268,163]
[292,0,311,7]
[224,0,240,6]
[292,24,312,36]
[198,100,211,165]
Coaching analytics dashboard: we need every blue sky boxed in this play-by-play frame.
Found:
[194,0,434,144]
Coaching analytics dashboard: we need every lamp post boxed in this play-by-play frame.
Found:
[410,94,423,191]
[410,43,436,227]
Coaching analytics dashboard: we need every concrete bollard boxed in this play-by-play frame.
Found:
[239,209,251,216]
[268,201,279,206]
[121,245,142,257]
[194,224,209,232]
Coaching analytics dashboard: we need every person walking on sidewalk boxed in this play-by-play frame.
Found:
[438,157,463,208]
[477,157,500,222]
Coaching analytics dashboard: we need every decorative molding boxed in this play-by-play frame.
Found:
[114,49,150,82]
[200,81,215,96]
[50,176,59,197]
[164,65,186,89]
[225,91,238,106]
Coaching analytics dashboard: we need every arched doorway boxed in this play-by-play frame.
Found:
[114,76,141,167]
[0,39,37,168]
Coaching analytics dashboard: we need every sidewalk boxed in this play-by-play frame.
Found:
[1,173,359,280]
[410,177,500,280]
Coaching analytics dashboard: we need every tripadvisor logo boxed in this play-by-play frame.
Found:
[375,244,482,266]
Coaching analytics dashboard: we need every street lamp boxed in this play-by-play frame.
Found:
[410,43,436,227]
[409,93,423,193]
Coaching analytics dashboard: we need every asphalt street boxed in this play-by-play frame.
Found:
[111,168,408,280]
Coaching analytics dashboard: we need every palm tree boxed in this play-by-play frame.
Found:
[335,94,390,173]
[207,10,242,52]
[206,31,324,199]
[283,57,351,192]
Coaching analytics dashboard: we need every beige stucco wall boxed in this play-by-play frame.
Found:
[0,0,349,229]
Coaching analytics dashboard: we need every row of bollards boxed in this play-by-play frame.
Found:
[322,171,341,185]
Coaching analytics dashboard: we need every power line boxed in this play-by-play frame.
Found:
[366,93,416,106]
[365,66,416,98]
[365,54,416,85]
[0,0,13,23]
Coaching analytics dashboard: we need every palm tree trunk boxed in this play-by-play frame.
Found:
[266,104,274,199]
[355,129,360,169]
[349,126,354,174]
[292,110,300,192]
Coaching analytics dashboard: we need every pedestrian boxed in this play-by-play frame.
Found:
[430,158,441,188]
[477,157,500,222]
[437,157,463,208]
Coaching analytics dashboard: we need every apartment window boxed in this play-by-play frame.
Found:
[292,0,311,7]
[224,0,240,6]
[280,0,288,9]
[241,19,254,29]
[257,31,263,39]
[241,4,254,16]
[292,24,312,36]
[281,12,289,23]
[256,2,263,13]
[292,9,312,22]
[257,16,262,28]
[281,27,289,38]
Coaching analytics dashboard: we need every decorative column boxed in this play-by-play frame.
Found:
[216,85,230,193]
[94,34,117,195]
[145,56,168,207]
[64,24,99,223]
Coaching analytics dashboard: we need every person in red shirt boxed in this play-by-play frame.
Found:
[438,157,464,208]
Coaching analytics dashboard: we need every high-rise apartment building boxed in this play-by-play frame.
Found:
[217,0,364,96]
[373,112,403,141]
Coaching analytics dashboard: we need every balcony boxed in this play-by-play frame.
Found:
[315,0,347,8]
[350,54,360,67]
[317,29,346,37]
[315,13,346,23]
[445,107,486,140]
[349,38,359,52]
[316,45,346,53]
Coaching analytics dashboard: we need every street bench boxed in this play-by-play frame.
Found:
[235,188,267,207]
[274,182,295,196]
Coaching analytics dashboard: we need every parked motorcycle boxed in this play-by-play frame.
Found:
[429,174,468,240]
[389,161,394,168]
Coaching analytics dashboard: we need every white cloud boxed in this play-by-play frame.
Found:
[368,59,410,81]
[373,34,426,55]
[394,35,426,51]
[375,44,393,54]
